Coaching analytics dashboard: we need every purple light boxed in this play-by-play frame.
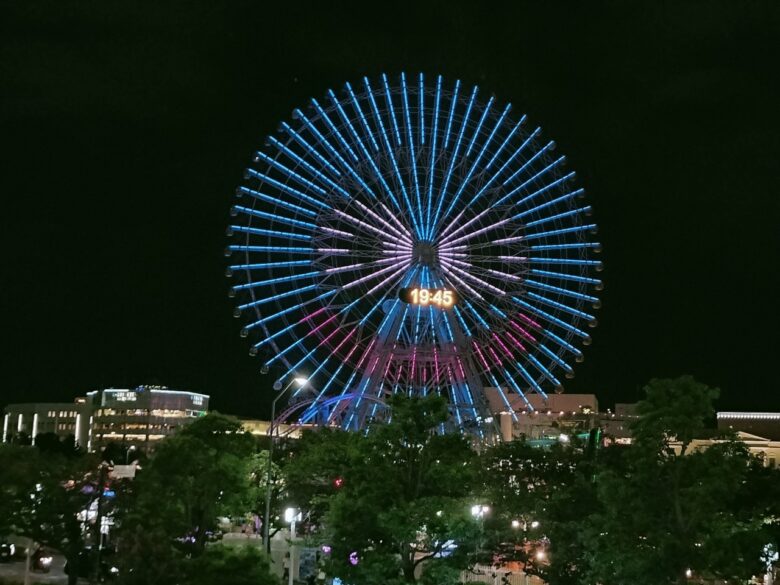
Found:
[349,551,359,566]
[509,321,537,342]
[321,545,332,554]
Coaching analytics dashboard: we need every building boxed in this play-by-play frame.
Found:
[88,386,209,451]
[717,411,780,441]
[2,385,209,453]
[2,400,92,447]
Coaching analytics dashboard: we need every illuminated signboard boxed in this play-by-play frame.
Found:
[398,287,459,308]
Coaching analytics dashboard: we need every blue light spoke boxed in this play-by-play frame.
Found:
[436,101,510,235]
[526,352,561,386]
[232,270,320,292]
[400,73,425,235]
[295,107,377,198]
[266,136,351,198]
[523,224,598,241]
[236,186,318,218]
[484,115,526,170]
[243,290,337,330]
[512,185,582,220]
[527,291,595,321]
[452,306,472,337]
[424,75,442,239]
[381,73,403,146]
[327,92,410,220]
[237,284,318,311]
[442,79,460,149]
[524,279,599,303]
[230,260,312,271]
[230,225,312,242]
[542,328,583,357]
[529,242,601,252]
[485,370,516,419]
[429,85,478,236]
[245,168,330,210]
[523,205,592,229]
[280,122,342,177]
[232,205,317,230]
[529,268,602,286]
[508,360,546,400]
[345,83,381,152]
[501,367,534,409]
[511,296,591,338]
[463,299,491,330]
[310,98,360,162]
[363,77,424,237]
[529,257,603,267]
[465,96,493,158]
[467,127,542,207]
[254,151,331,198]
[495,157,570,207]
[228,245,313,254]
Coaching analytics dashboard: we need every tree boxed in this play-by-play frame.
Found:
[116,413,262,585]
[479,437,598,584]
[580,376,778,585]
[285,395,479,584]
[184,544,280,585]
[0,442,99,585]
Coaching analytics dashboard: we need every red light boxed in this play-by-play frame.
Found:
[334,477,344,488]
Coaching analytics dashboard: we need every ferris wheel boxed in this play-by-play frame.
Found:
[227,73,602,434]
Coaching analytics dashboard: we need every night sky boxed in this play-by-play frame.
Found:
[2,1,779,418]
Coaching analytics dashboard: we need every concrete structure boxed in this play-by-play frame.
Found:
[2,385,209,453]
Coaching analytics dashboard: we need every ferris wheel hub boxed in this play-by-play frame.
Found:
[412,241,438,266]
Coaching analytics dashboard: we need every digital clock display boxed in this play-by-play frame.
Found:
[398,287,459,308]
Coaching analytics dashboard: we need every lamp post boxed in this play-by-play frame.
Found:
[125,445,136,465]
[471,505,489,571]
[263,377,307,554]
[284,507,301,585]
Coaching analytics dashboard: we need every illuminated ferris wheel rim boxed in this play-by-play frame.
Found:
[228,72,602,430]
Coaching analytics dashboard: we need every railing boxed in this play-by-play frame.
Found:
[459,565,543,584]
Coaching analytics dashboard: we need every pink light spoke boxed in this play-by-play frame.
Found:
[487,344,504,368]
[437,207,469,241]
[493,235,525,245]
[334,209,406,241]
[441,260,505,296]
[444,217,512,247]
[485,268,523,282]
[509,321,537,343]
[439,206,494,246]
[319,226,354,238]
[352,199,414,244]
[471,341,491,371]
[517,312,542,330]
[493,333,514,359]
[364,263,411,295]
[439,263,485,301]
[345,261,411,291]
[378,201,414,239]
[504,330,528,353]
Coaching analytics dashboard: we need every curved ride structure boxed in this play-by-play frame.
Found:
[227,73,602,435]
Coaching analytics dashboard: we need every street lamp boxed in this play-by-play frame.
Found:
[284,507,302,585]
[125,445,137,465]
[471,504,489,569]
[263,376,307,553]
